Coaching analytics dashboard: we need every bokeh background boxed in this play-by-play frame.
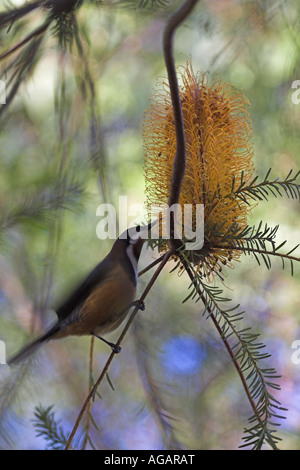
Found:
[0,0,300,450]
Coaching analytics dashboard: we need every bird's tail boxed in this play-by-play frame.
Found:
[7,323,60,366]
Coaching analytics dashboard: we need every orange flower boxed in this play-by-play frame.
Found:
[143,61,255,281]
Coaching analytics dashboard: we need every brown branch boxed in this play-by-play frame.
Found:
[179,255,263,425]
[64,249,174,450]
[81,336,95,450]
[164,0,199,207]
[163,0,199,248]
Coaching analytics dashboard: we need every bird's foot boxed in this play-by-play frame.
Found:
[131,300,145,311]
[93,333,122,354]
[111,344,122,354]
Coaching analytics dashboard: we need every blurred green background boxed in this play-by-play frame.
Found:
[0,0,300,450]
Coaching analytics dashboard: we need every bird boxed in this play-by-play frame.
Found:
[8,225,148,365]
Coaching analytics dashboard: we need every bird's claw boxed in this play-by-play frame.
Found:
[132,300,145,311]
[111,344,122,354]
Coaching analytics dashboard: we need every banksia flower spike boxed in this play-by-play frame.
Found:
[144,56,300,450]
[144,61,255,281]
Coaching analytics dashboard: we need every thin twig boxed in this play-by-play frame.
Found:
[133,335,180,449]
[0,1,40,30]
[138,253,167,277]
[81,336,95,450]
[64,249,174,450]
[0,20,50,61]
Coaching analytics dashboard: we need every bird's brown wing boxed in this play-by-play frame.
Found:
[55,256,115,322]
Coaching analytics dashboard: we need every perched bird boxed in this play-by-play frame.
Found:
[8,225,148,365]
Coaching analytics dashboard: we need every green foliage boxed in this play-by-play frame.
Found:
[173,168,300,448]
[209,220,299,275]
[0,32,46,116]
[51,11,80,51]
[0,179,83,244]
[228,169,300,204]
[33,404,69,450]
[183,266,287,450]
[144,168,300,449]
[117,0,170,8]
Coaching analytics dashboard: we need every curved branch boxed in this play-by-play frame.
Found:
[163,0,199,246]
